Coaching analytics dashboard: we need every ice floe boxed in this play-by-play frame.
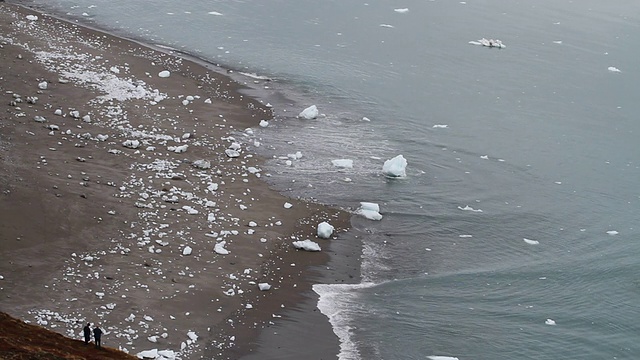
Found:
[292,239,321,252]
[607,66,621,73]
[356,202,382,220]
[606,230,619,235]
[394,8,409,13]
[469,38,506,48]
[457,205,483,212]
[382,155,407,177]
[332,159,353,168]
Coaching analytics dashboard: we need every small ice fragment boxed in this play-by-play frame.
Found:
[332,159,353,168]
[259,120,269,127]
[545,319,556,325]
[607,66,621,73]
[258,283,271,291]
[26,15,39,21]
[182,246,193,256]
[158,70,171,78]
[523,238,539,245]
[606,230,619,235]
[215,241,229,255]
[457,205,483,212]
[317,222,334,239]
[292,239,321,252]
[284,202,293,209]
[394,8,409,13]
[298,105,319,119]
[38,81,48,90]
[433,124,448,128]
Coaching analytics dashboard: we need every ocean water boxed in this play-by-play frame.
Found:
[24,0,640,359]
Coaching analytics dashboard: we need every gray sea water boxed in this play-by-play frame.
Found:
[23,0,640,359]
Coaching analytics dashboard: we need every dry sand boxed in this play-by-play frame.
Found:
[0,3,358,359]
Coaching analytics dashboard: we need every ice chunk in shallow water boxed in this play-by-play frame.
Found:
[158,70,171,78]
[382,155,407,177]
[292,239,321,252]
[298,105,319,119]
[317,221,334,239]
[356,202,382,220]
[332,159,353,168]
[182,246,192,256]
[215,241,229,255]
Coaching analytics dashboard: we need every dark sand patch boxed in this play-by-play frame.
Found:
[0,3,359,359]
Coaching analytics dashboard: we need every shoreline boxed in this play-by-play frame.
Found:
[0,3,361,359]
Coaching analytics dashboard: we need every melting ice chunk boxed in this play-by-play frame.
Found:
[382,155,407,177]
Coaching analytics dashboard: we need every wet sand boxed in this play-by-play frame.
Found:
[0,3,359,359]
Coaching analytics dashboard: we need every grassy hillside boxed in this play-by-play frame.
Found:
[0,312,138,360]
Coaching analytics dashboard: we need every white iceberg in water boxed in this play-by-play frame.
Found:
[332,159,353,168]
[317,221,334,239]
[298,105,319,119]
[293,239,321,252]
[382,155,407,177]
[356,202,382,220]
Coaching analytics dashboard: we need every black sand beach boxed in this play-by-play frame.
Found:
[0,3,360,359]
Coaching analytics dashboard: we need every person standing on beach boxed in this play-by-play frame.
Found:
[83,323,91,345]
[93,325,103,348]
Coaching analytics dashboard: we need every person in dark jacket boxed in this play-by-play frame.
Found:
[93,325,103,348]
[83,323,91,345]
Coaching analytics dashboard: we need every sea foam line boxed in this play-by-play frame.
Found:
[313,282,376,360]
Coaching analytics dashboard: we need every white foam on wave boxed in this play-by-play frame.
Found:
[313,282,377,360]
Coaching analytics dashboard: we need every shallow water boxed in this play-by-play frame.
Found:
[27,0,640,358]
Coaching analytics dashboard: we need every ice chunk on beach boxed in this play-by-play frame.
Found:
[158,70,171,78]
[284,202,293,209]
[215,241,229,255]
[137,349,159,359]
[259,120,269,127]
[382,155,407,177]
[122,140,140,149]
[258,283,271,291]
[608,66,621,73]
[168,144,188,153]
[332,159,353,168]
[317,222,334,239]
[193,159,211,169]
[356,202,382,220]
[293,239,321,252]
[225,149,240,158]
[38,81,48,90]
[298,105,319,119]
[182,246,193,256]
[26,15,39,21]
